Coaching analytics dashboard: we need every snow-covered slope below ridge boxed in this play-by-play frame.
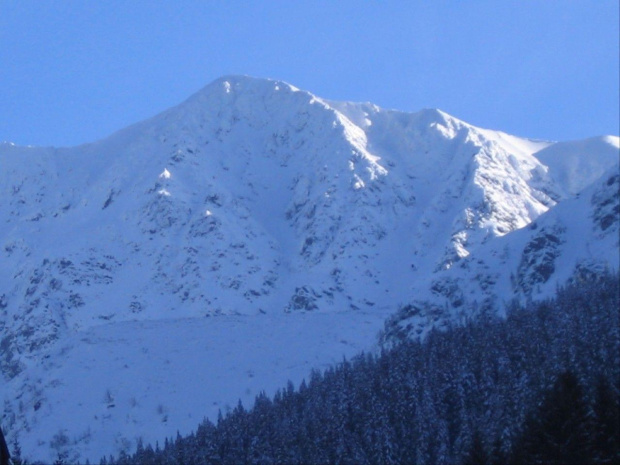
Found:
[383,165,620,342]
[0,75,618,461]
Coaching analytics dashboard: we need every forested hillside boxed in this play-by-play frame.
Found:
[88,271,619,465]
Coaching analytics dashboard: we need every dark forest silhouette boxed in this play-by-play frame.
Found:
[88,272,619,465]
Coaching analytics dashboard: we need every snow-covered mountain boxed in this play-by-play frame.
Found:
[1,75,617,462]
[383,165,620,341]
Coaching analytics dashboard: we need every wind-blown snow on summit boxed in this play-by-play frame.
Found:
[0,75,617,462]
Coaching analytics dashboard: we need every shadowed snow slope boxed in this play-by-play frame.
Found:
[0,75,618,462]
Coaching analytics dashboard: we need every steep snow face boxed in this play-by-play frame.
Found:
[0,75,618,462]
[383,165,620,342]
[1,77,390,347]
[329,102,559,270]
[533,136,620,196]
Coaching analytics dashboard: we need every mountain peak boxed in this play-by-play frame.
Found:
[185,75,309,105]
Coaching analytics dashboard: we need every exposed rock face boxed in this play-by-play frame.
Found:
[592,171,619,233]
[516,225,565,297]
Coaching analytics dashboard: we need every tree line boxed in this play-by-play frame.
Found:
[14,271,620,464]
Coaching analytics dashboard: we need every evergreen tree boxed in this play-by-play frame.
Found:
[462,429,488,465]
[515,371,593,464]
[592,376,620,464]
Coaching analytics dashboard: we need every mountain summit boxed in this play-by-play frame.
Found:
[1,75,618,462]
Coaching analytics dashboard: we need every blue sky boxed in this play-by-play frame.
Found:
[1,0,618,147]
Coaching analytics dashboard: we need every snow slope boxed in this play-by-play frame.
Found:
[534,136,619,196]
[0,75,617,462]
[383,166,620,342]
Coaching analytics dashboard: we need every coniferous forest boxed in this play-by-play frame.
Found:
[18,272,618,465]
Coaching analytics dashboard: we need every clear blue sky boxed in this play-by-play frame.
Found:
[1,0,618,147]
